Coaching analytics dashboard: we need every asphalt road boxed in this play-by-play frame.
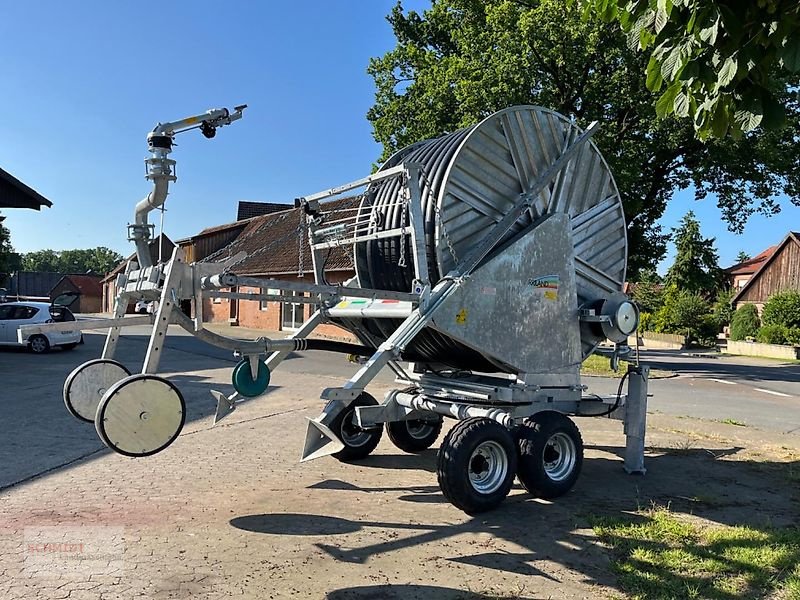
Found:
[1,325,798,491]
[77,326,800,434]
[592,349,800,434]
[91,325,800,435]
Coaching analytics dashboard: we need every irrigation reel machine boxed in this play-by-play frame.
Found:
[24,104,649,514]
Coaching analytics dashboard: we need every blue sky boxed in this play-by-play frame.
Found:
[1,0,798,274]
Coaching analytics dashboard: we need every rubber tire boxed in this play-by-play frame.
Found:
[516,411,583,499]
[61,343,78,351]
[330,393,383,462]
[387,415,443,453]
[437,417,517,514]
[29,335,50,354]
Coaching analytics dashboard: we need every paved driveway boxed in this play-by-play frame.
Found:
[0,328,797,599]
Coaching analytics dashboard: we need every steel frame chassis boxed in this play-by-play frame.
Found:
[20,123,649,473]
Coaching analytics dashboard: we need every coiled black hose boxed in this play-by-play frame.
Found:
[342,124,501,372]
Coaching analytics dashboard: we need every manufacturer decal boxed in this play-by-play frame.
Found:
[528,275,559,301]
[455,308,468,325]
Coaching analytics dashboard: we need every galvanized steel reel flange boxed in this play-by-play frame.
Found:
[63,359,132,423]
[437,106,627,290]
[95,374,186,457]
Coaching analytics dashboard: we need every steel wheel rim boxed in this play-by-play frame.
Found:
[340,411,371,447]
[31,337,47,353]
[543,432,577,482]
[406,419,435,439]
[468,440,508,494]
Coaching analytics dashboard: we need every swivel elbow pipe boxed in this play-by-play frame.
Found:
[132,177,171,269]
[130,130,176,269]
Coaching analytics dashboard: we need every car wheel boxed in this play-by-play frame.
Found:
[29,335,50,354]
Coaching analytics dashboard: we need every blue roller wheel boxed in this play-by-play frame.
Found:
[232,359,271,397]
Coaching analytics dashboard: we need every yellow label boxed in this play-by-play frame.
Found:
[544,290,557,301]
[455,308,467,325]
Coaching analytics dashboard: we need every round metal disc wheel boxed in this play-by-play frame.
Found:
[516,411,583,499]
[231,359,270,397]
[330,393,383,462]
[29,335,50,354]
[95,374,186,458]
[437,417,517,514]
[387,415,443,453]
[63,359,131,423]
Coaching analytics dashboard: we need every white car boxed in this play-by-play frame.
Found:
[135,299,157,314]
[0,301,82,353]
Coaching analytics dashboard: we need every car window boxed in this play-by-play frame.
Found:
[0,305,39,321]
[0,305,13,320]
[10,306,39,320]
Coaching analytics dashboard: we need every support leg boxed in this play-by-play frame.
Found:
[623,364,649,474]
[142,251,184,374]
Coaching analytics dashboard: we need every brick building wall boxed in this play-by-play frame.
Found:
[201,272,356,341]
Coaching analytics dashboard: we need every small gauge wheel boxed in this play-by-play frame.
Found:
[231,359,271,397]
[95,374,186,458]
[64,359,131,423]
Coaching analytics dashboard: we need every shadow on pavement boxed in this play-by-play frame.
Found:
[325,584,540,599]
[231,444,798,594]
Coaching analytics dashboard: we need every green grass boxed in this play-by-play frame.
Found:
[719,418,747,427]
[591,507,800,600]
[581,354,673,379]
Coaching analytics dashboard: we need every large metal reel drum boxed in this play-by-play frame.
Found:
[353,106,628,368]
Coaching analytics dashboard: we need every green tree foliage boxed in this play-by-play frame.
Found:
[735,250,750,263]
[0,215,21,278]
[761,290,800,329]
[664,211,721,295]
[22,247,123,276]
[631,269,665,313]
[578,0,800,138]
[729,303,760,340]
[711,287,735,328]
[369,0,800,275]
[654,283,716,343]
[756,323,789,345]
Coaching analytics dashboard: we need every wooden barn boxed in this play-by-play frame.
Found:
[733,232,800,312]
[50,274,103,313]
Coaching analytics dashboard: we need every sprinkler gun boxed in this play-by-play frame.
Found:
[128,105,248,269]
